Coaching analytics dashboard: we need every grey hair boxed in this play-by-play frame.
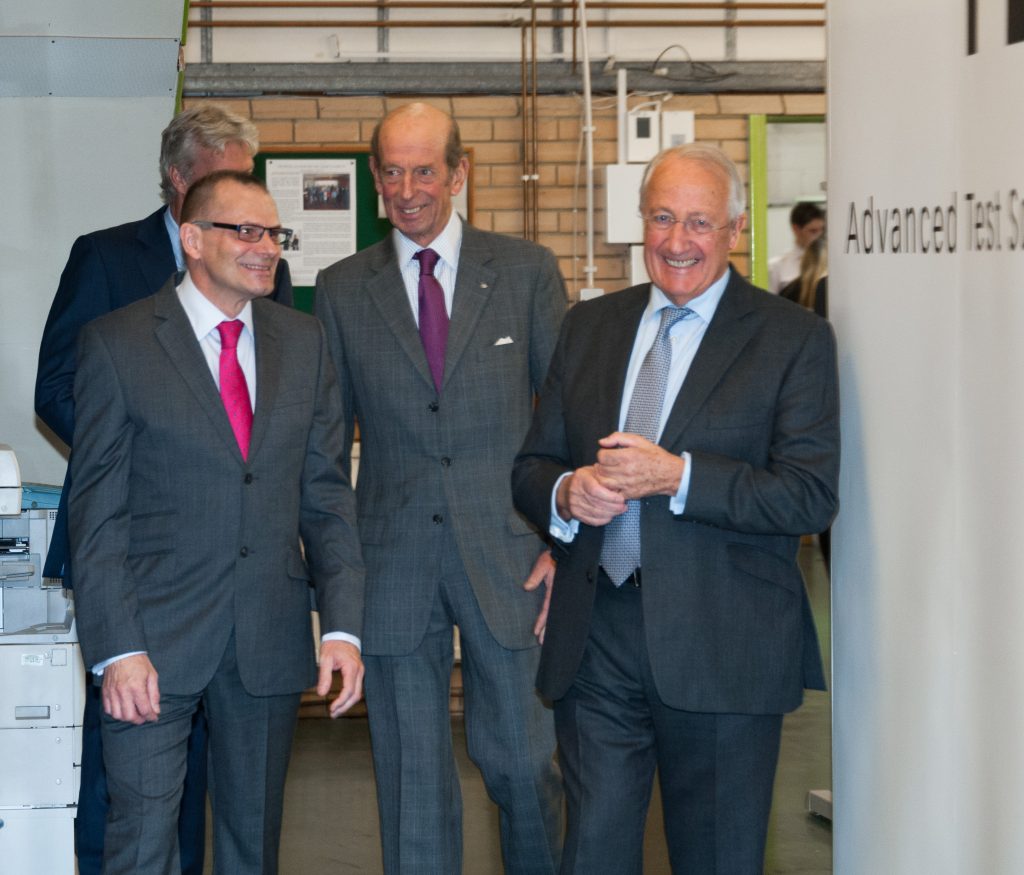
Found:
[159,104,260,204]
[639,143,746,221]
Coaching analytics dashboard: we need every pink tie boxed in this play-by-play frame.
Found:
[217,320,252,460]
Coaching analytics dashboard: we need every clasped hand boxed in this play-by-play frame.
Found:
[557,432,685,527]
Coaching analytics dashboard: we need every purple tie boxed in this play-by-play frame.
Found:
[217,320,253,460]
[414,248,449,391]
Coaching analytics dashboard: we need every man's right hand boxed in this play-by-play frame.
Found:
[556,465,628,527]
[102,654,161,725]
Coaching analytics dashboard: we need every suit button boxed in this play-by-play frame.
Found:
[441,457,451,467]
[240,547,249,558]
[428,402,439,412]
[586,570,594,583]
[432,514,444,524]
[244,473,253,484]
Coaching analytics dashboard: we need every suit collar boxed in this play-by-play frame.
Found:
[659,269,762,449]
[365,226,500,393]
[444,225,497,389]
[153,280,278,465]
[137,207,178,295]
[364,237,436,390]
[593,284,651,437]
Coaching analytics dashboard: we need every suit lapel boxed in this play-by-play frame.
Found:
[659,273,761,450]
[365,239,437,390]
[137,208,178,297]
[444,226,497,389]
[152,281,245,464]
[594,285,650,438]
[248,301,281,462]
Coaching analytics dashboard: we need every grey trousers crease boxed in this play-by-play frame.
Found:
[554,573,783,875]
[364,533,562,874]
[100,634,301,875]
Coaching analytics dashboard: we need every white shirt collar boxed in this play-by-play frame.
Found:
[175,272,254,342]
[647,265,731,325]
[392,211,463,273]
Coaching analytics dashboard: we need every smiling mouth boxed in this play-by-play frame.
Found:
[240,262,273,273]
[665,256,699,268]
[399,205,425,216]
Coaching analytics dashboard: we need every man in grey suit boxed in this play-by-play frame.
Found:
[36,103,293,875]
[315,103,565,873]
[70,170,364,875]
[512,144,839,873]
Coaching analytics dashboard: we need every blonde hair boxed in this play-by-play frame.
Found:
[796,237,827,310]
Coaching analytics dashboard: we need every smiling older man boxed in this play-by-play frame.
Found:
[513,143,839,874]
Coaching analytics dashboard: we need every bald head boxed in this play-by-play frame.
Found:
[369,102,469,247]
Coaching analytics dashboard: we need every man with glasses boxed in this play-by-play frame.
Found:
[513,144,839,873]
[69,170,364,875]
[34,103,292,875]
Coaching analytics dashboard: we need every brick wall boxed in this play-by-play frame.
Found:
[184,92,825,301]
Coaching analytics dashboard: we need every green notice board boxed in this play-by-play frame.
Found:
[255,149,391,313]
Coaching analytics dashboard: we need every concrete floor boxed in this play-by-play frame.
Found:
[207,543,833,874]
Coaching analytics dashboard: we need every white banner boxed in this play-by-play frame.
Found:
[830,1,1024,871]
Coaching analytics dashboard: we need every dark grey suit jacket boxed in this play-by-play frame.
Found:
[69,279,363,696]
[36,206,292,587]
[513,271,838,715]
[315,223,567,655]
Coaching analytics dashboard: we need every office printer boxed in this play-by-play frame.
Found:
[0,445,82,875]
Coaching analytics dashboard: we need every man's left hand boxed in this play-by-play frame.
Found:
[523,550,556,644]
[317,640,365,718]
[595,432,685,500]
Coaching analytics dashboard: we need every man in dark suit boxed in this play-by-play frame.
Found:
[70,170,364,875]
[34,103,291,875]
[315,102,565,873]
[512,144,839,873]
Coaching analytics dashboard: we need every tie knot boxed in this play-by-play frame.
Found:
[414,248,440,277]
[218,320,244,350]
[658,306,692,337]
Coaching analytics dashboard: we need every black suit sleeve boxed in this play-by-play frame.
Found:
[683,316,839,536]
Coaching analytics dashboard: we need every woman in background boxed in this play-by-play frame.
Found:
[780,236,828,318]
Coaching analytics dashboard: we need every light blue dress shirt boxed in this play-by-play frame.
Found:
[548,268,730,543]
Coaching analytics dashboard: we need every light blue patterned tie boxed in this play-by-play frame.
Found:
[600,305,694,585]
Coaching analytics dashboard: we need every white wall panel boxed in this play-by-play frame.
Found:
[830,0,1024,870]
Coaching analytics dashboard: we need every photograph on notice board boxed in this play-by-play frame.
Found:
[266,157,357,285]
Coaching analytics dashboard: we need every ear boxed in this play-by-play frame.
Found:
[728,213,747,250]
[448,156,469,197]
[180,222,203,261]
[369,157,384,195]
[169,164,190,197]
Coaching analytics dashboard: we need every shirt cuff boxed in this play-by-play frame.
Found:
[549,471,580,543]
[91,651,146,676]
[669,451,692,515]
[322,631,362,653]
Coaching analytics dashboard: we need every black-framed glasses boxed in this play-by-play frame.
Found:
[192,221,294,246]
[640,213,733,235]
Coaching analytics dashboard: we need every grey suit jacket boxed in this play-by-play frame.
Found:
[512,271,838,715]
[315,223,567,655]
[69,279,364,697]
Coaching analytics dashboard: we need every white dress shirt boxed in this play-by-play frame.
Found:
[393,211,463,321]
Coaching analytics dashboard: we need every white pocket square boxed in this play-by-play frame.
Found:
[494,336,514,346]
